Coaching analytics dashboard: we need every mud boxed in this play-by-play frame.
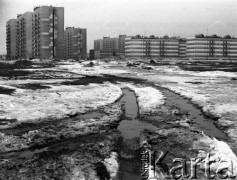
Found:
[15,83,51,90]
[156,86,228,141]
[0,73,231,179]
[116,88,158,179]
[0,86,15,95]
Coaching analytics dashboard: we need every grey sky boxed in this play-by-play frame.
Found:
[0,0,237,54]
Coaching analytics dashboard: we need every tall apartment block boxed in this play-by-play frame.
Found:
[125,36,180,58]
[16,12,34,59]
[33,6,64,59]
[94,35,126,59]
[6,5,64,60]
[94,39,103,59]
[6,19,17,60]
[64,27,87,60]
[80,28,87,59]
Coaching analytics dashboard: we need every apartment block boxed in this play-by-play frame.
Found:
[94,35,126,59]
[6,19,17,60]
[33,6,64,60]
[16,12,34,59]
[65,27,81,60]
[125,36,180,58]
[80,28,87,59]
[64,27,87,60]
[186,37,237,60]
[6,5,64,60]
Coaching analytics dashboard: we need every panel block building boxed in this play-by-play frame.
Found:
[6,5,64,60]
[125,36,237,60]
[16,12,34,59]
[64,27,87,60]
[94,35,126,59]
[186,37,237,60]
[125,36,180,58]
[32,6,64,59]
[6,19,17,60]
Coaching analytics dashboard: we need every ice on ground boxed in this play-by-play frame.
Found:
[0,79,74,87]
[139,65,237,145]
[119,83,165,114]
[154,65,237,78]
[194,134,237,177]
[103,152,119,179]
[58,62,130,76]
[161,82,237,144]
[0,82,122,124]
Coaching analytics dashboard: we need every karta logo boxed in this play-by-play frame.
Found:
[141,150,236,179]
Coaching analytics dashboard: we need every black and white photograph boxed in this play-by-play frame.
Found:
[1,0,237,179]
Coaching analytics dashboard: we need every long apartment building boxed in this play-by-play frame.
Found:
[186,37,237,60]
[125,36,237,60]
[125,36,180,58]
[94,35,126,59]
[6,5,64,60]
[64,27,87,60]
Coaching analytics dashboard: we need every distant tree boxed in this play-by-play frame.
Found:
[149,35,155,39]
[223,35,231,39]
[195,34,205,38]
[135,35,141,38]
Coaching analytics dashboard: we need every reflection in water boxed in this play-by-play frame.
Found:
[116,88,158,179]
[158,87,228,141]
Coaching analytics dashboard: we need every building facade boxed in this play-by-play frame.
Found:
[89,49,94,60]
[186,37,237,60]
[125,36,237,60]
[33,6,64,60]
[125,36,180,58]
[6,5,64,60]
[94,35,126,59]
[80,28,87,59]
[6,19,17,60]
[179,39,187,59]
[65,27,80,60]
[16,12,34,59]
[64,27,87,60]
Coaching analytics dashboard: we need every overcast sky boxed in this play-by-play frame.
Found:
[0,0,237,54]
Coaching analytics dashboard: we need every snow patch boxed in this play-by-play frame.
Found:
[194,134,237,176]
[0,82,122,124]
[119,83,165,114]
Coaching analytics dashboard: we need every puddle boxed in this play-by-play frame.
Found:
[0,119,17,125]
[116,88,158,179]
[0,86,15,95]
[19,147,49,159]
[157,86,228,141]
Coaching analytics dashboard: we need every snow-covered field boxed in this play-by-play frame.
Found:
[0,81,122,125]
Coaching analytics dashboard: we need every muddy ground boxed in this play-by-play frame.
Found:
[0,60,234,180]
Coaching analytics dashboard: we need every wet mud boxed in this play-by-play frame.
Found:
[0,74,231,179]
